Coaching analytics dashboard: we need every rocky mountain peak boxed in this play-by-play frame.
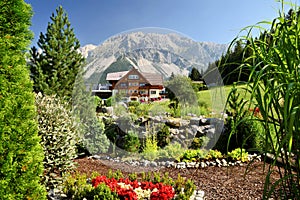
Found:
[80,32,228,84]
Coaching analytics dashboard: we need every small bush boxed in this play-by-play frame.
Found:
[206,149,223,160]
[173,174,196,200]
[157,124,171,148]
[149,101,172,116]
[128,101,140,107]
[180,149,209,162]
[82,117,110,155]
[190,136,209,149]
[35,93,79,189]
[124,130,140,153]
[160,142,184,161]
[142,133,159,161]
[215,84,261,153]
[63,173,118,200]
[227,148,248,162]
[106,96,113,107]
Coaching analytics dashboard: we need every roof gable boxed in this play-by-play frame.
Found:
[106,71,129,81]
[142,72,163,85]
[106,68,163,86]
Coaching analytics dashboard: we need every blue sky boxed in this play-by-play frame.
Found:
[24,0,293,47]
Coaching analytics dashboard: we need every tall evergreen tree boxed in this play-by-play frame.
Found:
[189,67,202,81]
[29,6,84,100]
[0,0,46,199]
[210,39,251,85]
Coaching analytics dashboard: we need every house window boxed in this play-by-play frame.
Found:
[128,74,139,80]
[140,90,147,94]
[150,91,157,95]
[120,83,127,87]
[129,82,139,86]
[139,83,146,86]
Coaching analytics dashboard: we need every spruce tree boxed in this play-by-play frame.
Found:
[189,67,202,81]
[0,0,46,199]
[30,6,84,100]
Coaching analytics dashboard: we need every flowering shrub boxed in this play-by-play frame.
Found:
[92,176,175,200]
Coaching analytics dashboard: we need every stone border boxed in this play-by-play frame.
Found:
[91,154,262,169]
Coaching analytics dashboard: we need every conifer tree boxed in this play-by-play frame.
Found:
[29,6,84,100]
[0,0,46,199]
[189,67,202,81]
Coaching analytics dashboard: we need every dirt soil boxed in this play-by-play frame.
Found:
[74,157,281,200]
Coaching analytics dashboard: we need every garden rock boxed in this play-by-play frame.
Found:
[102,106,114,114]
[166,118,181,128]
[189,117,201,126]
[176,162,186,169]
[170,128,179,135]
[150,161,158,167]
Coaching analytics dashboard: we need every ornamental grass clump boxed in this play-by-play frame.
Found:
[237,2,300,198]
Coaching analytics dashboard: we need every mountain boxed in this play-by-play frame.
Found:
[79,44,97,58]
[80,32,228,84]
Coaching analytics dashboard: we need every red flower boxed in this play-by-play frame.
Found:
[91,175,175,200]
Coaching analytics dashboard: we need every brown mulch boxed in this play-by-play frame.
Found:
[74,157,281,200]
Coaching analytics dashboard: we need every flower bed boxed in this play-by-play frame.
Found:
[92,175,175,200]
[62,170,201,200]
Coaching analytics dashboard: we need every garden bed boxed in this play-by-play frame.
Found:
[74,157,281,199]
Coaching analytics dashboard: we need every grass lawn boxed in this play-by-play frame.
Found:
[197,84,252,112]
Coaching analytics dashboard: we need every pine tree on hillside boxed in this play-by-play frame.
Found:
[0,0,46,199]
[189,67,202,81]
[29,6,84,100]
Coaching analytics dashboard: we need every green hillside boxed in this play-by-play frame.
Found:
[197,84,251,111]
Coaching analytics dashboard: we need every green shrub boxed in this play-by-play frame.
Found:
[173,174,196,200]
[190,136,209,149]
[128,101,140,107]
[180,149,210,162]
[215,84,260,153]
[63,173,117,200]
[103,122,118,154]
[128,106,136,113]
[180,150,199,162]
[124,130,140,153]
[206,149,223,160]
[109,169,124,180]
[157,124,171,148]
[148,101,172,116]
[82,117,110,155]
[128,173,138,181]
[0,0,46,199]
[142,133,159,161]
[106,96,113,107]
[227,148,248,162]
[35,93,79,189]
[94,96,102,107]
[160,142,185,161]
